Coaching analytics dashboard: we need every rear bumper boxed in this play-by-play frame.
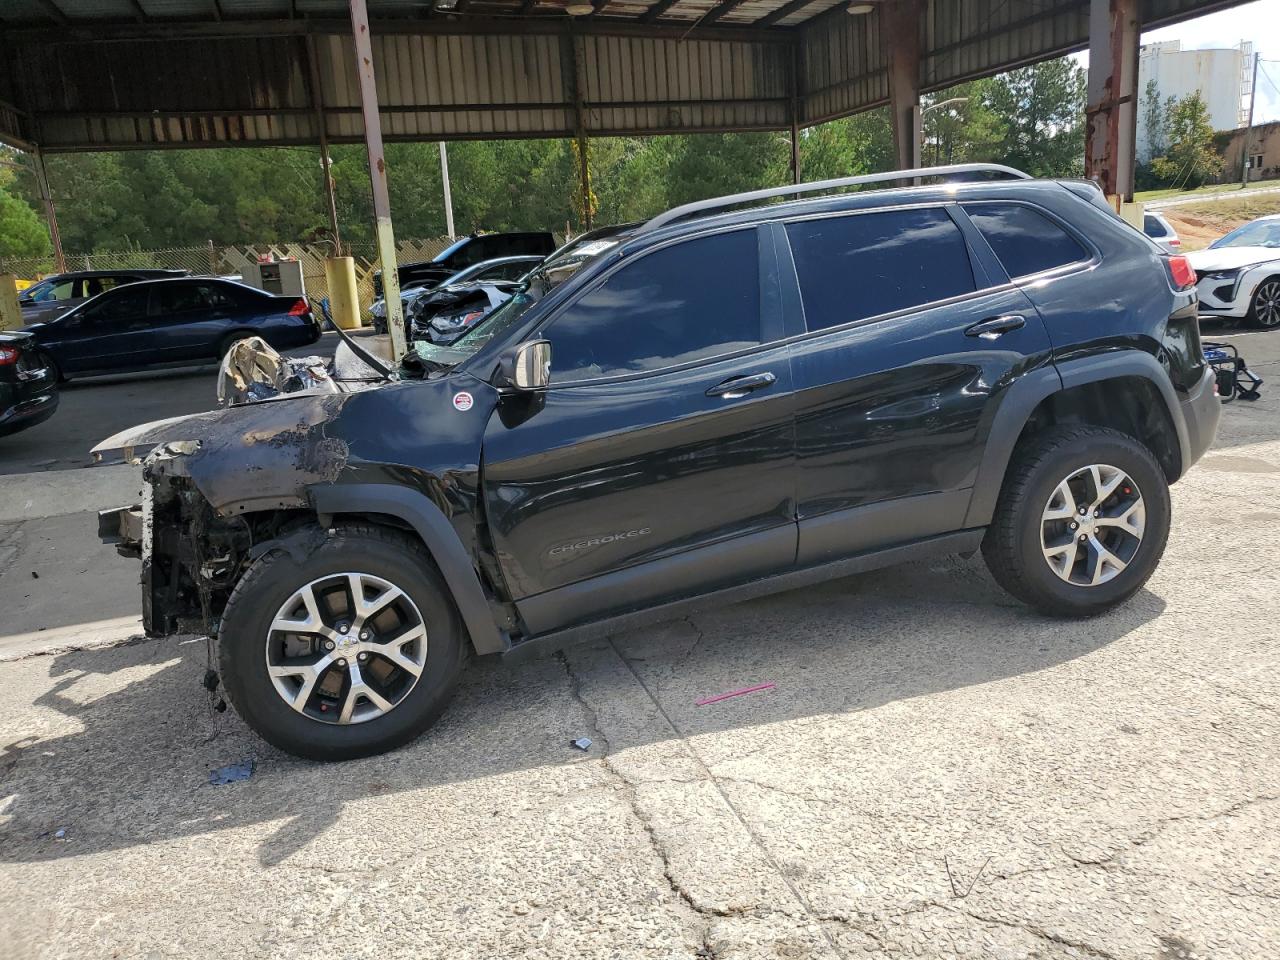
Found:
[1179,364,1221,473]
[0,387,58,437]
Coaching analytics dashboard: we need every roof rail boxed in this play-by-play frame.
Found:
[639,163,1033,234]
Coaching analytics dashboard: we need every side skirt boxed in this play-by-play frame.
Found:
[502,528,985,664]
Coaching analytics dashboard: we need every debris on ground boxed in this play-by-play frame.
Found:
[53,828,66,841]
[570,737,593,751]
[696,682,776,706]
[216,336,337,406]
[208,760,255,785]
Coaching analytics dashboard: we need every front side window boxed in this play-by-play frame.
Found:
[786,208,976,332]
[83,287,150,324]
[964,202,1090,279]
[28,278,74,303]
[543,229,761,383]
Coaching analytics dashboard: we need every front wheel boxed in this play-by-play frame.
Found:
[982,426,1171,617]
[1246,276,1280,329]
[218,524,465,761]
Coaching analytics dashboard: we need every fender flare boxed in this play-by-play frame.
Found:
[308,483,507,656]
[963,352,1189,528]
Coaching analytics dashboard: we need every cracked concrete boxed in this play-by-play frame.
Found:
[1,329,1279,958]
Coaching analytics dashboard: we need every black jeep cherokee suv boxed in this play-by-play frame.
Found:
[96,165,1220,761]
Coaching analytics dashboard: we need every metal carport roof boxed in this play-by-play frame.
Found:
[0,0,1252,153]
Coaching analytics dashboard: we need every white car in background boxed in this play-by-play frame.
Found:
[1187,214,1280,329]
[1142,211,1181,253]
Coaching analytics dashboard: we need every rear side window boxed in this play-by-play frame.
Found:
[964,203,1090,279]
[785,208,976,331]
[1143,215,1169,239]
[544,229,760,383]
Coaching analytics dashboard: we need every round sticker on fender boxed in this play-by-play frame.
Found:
[452,391,474,412]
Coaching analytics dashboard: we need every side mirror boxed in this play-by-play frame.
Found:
[499,339,551,391]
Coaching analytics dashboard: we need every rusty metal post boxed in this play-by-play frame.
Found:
[349,0,406,361]
[789,46,801,185]
[1085,0,1140,203]
[305,34,343,255]
[570,33,592,230]
[31,148,65,273]
[882,0,922,172]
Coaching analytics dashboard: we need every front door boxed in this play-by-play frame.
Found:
[480,226,798,635]
[776,205,1054,565]
[51,285,154,373]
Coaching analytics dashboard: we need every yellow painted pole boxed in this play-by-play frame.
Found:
[0,275,21,331]
[324,256,361,330]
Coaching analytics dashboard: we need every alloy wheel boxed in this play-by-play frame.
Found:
[265,572,427,724]
[1255,280,1280,327]
[1040,464,1146,587]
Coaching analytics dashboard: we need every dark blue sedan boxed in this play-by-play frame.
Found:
[22,277,321,379]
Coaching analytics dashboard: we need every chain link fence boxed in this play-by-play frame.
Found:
[0,238,459,316]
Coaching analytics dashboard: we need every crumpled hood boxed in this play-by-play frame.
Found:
[1186,246,1280,272]
[92,392,348,464]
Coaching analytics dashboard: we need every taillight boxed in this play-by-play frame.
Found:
[287,299,309,316]
[1166,255,1196,290]
[1168,238,1181,246]
[0,346,19,366]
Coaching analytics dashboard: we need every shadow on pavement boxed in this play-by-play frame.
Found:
[0,554,1165,868]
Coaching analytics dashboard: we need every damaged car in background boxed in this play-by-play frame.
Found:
[369,255,543,335]
[94,169,1219,762]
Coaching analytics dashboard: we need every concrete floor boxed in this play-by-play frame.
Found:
[1,323,1278,959]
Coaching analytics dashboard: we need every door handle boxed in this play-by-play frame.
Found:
[965,314,1026,340]
[706,371,777,399]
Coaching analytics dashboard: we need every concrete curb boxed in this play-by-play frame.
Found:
[0,464,142,524]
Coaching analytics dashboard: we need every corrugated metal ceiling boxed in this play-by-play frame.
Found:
[0,0,1254,151]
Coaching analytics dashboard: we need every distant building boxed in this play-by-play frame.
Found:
[1218,121,1280,183]
[1136,39,1252,162]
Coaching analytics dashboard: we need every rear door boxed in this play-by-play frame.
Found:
[480,226,798,634]
[780,204,1054,565]
[152,280,238,360]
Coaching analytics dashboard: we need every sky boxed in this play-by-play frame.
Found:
[1068,0,1280,125]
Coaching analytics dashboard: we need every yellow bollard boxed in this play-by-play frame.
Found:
[0,275,21,332]
[323,256,362,330]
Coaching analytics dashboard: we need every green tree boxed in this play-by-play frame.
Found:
[921,80,1004,167]
[0,159,51,260]
[981,57,1088,176]
[1150,92,1223,189]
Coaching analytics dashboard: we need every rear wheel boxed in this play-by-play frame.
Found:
[218,524,465,761]
[218,330,255,359]
[37,350,66,383]
[982,426,1171,616]
[1246,276,1280,329]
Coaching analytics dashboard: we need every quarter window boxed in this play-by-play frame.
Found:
[964,203,1090,279]
[544,229,761,383]
[785,208,976,332]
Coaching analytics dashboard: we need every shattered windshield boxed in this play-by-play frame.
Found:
[411,236,624,370]
[1210,220,1280,249]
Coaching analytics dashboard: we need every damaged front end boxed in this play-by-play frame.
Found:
[93,391,354,638]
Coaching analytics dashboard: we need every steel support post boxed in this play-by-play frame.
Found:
[349,0,406,360]
[1085,0,1140,202]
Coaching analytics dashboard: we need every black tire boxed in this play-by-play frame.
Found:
[1245,276,1280,330]
[982,425,1171,617]
[38,350,66,383]
[218,523,466,761]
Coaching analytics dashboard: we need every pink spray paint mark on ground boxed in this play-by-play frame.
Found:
[695,683,776,706]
